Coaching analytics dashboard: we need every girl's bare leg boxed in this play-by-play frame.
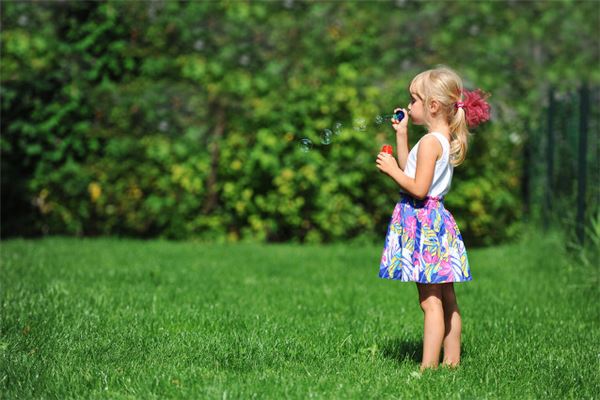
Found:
[441,282,461,367]
[416,283,445,372]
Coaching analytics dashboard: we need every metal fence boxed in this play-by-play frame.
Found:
[523,84,599,246]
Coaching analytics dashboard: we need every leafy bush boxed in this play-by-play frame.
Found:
[2,1,598,245]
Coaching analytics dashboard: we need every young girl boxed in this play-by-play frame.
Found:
[375,66,490,372]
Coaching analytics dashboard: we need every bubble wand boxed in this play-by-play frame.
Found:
[380,110,405,154]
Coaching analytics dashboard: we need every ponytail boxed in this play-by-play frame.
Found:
[409,66,491,167]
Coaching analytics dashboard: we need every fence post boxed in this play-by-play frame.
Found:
[577,83,589,245]
[522,119,531,220]
[544,87,555,231]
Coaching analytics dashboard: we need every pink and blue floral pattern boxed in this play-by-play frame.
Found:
[379,194,472,284]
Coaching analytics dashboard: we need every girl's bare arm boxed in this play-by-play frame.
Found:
[391,107,409,170]
[377,135,440,200]
[396,132,409,170]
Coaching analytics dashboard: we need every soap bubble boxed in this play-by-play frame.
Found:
[353,118,367,131]
[320,129,333,145]
[333,122,343,136]
[377,113,404,125]
[298,138,313,152]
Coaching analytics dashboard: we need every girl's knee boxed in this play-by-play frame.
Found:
[419,294,443,313]
[416,283,445,312]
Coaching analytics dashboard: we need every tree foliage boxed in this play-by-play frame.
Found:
[2,1,598,245]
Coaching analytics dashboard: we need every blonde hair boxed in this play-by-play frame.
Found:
[409,66,470,166]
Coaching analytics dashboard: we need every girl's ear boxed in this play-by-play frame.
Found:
[428,99,440,114]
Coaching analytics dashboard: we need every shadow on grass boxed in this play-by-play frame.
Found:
[380,337,423,364]
[380,337,469,366]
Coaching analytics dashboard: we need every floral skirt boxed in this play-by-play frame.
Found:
[379,193,472,284]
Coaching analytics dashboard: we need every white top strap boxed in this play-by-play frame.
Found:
[428,132,450,162]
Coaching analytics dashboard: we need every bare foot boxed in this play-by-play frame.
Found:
[441,361,460,370]
[419,363,438,373]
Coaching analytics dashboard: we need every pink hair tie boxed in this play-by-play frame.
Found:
[455,101,465,109]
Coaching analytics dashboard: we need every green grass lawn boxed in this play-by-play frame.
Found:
[1,230,598,399]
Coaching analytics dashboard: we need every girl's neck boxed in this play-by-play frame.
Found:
[427,120,451,138]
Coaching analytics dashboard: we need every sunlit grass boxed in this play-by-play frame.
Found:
[1,229,598,399]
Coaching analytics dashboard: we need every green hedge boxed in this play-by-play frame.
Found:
[2,1,598,245]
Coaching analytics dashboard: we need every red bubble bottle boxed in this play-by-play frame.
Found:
[381,144,393,155]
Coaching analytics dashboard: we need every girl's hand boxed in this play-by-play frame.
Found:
[391,107,409,135]
[376,152,400,176]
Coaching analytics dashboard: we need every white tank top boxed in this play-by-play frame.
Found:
[400,132,454,198]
